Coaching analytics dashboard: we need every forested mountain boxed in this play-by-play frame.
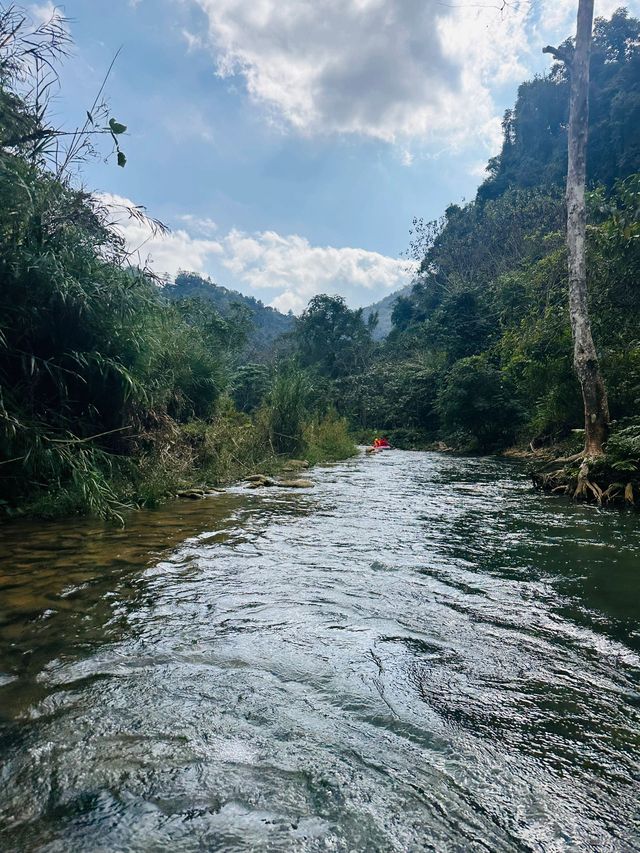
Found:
[478,8,640,201]
[284,9,640,459]
[163,272,294,359]
[361,285,411,340]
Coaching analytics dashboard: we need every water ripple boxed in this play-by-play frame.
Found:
[1,451,639,851]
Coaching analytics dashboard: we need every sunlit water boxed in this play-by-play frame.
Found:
[1,451,639,852]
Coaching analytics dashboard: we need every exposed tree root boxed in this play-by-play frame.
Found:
[531,455,638,509]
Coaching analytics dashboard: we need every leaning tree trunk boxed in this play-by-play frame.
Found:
[545,0,610,458]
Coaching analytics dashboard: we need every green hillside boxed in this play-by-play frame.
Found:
[163,272,294,359]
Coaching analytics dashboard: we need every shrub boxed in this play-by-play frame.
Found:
[302,411,357,465]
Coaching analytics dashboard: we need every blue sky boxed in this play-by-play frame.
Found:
[32,0,638,312]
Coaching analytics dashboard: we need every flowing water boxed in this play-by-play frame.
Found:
[0,451,639,852]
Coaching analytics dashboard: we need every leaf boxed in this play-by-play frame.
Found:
[612,459,638,472]
[117,151,127,168]
[109,118,127,135]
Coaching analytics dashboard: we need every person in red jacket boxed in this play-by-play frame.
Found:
[373,437,391,449]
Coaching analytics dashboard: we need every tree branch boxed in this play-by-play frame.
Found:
[542,44,573,65]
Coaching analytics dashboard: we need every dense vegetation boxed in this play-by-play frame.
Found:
[2,5,639,520]
[279,9,640,477]
[0,7,354,521]
[164,272,294,360]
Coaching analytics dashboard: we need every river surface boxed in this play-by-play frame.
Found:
[0,451,639,852]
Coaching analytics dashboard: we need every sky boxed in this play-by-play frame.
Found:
[30,0,639,312]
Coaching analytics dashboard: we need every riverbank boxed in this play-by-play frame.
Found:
[530,453,639,507]
[3,410,357,523]
[506,419,640,508]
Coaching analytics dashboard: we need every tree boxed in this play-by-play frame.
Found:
[544,0,610,457]
[294,294,374,379]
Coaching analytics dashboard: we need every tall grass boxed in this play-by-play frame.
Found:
[264,365,311,454]
[303,411,357,465]
[0,11,358,523]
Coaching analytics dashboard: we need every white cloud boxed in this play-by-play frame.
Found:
[99,194,223,279]
[99,194,414,313]
[194,0,462,144]
[219,229,416,313]
[177,214,218,236]
[30,3,60,24]
[190,0,640,153]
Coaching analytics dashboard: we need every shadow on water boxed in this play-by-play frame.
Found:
[0,452,639,852]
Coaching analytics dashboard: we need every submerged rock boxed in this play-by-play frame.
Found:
[177,487,225,499]
[245,475,277,488]
[279,479,314,488]
[284,459,309,469]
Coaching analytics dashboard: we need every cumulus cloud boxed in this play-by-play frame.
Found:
[194,0,460,143]
[100,194,414,313]
[99,193,223,279]
[219,229,415,313]
[177,214,218,235]
[190,0,638,152]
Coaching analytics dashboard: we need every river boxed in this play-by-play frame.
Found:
[0,451,639,852]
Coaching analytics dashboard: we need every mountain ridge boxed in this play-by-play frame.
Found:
[361,285,412,340]
[163,272,295,358]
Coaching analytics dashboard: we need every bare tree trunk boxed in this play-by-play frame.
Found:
[545,0,609,458]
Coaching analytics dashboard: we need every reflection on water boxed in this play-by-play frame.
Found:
[1,452,639,851]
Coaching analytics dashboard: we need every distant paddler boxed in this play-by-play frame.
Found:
[366,436,391,453]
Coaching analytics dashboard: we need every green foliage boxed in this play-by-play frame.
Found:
[385,168,639,451]
[293,294,374,378]
[0,12,358,520]
[605,418,640,469]
[302,411,357,466]
[230,363,271,413]
[4,1,640,523]
[361,286,412,340]
[334,354,442,433]
[478,9,640,200]
[165,272,293,361]
[435,356,523,451]
[264,365,312,454]
[390,295,414,333]
[342,10,640,454]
